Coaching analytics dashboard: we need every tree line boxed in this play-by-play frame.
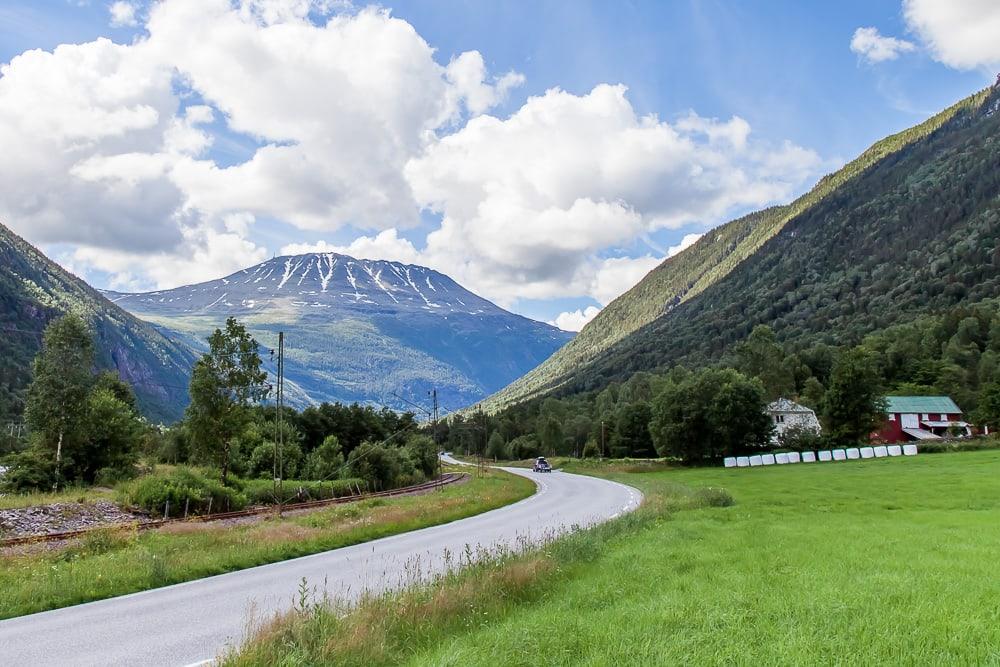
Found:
[468,301,1000,463]
[1,316,435,494]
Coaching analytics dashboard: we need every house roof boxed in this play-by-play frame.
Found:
[885,396,961,414]
[766,397,815,414]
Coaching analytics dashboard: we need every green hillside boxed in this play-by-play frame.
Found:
[479,83,997,411]
[0,223,195,423]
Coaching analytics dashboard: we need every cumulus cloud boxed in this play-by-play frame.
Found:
[1,0,820,307]
[109,1,139,27]
[850,27,915,63]
[405,84,821,304]
[902,0,1000,70]
[550,306,600,332]
[667,232,703,258]
[279,229,422,264]
[0,0,519,290]
[70,225,269,291]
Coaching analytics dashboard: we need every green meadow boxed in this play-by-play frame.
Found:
[231,450,1000,665]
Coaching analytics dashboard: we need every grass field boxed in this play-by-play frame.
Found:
[0,467,534,619]
[230,450,1000,665]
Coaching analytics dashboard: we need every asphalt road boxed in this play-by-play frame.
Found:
[0,462,641,666]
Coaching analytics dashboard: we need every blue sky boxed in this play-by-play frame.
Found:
[0,0,996,328]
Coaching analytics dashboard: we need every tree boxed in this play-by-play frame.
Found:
[24,315,95,489]
[81,387,143,481]
[486,431,507,461]
[821,348,887,445]
[301,435,345,480]
[734,325,796,399]
[974,381,1000,432]
[186,318,268,484]
[405,434,438,477]
[649,368,772,462]
[346,441,403,490]
[538,416,566,455]
[613,402,656,458]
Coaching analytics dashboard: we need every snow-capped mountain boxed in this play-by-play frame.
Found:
[107,254,509,317]
[104,253,573,411]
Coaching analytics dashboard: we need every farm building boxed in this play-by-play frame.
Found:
[876,396,970,444]
[766,398,821,445]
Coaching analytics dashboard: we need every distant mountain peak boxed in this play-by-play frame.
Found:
[106,251,573,412]
[104,251,505,320]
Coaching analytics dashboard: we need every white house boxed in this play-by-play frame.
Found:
[766,398,822,444]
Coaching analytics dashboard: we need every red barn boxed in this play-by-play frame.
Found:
[877,396,969,444]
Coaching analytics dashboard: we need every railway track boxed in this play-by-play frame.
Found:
[0,472,466,548]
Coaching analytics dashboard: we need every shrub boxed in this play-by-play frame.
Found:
[912,438,1000,454]
[406,435,439,477]
[301,436,345,481]
[776,424,824,452]
[696,487,735,508]
[346,442,423,491]
[116,467,247,517]
[247,440,303,480]
[0,449,56,492]
[241,478,365,505]
[581,440,599,459]
[508,435,540,460]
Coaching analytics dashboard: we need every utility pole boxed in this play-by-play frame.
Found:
[430,388,443,487]
[601,420,606,459]
[273,331,285,516]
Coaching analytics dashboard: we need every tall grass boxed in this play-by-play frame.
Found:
[229,450,1000,666]
[0,468,534,619]
[0,486,114,510]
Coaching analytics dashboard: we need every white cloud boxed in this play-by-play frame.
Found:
[587,255,662,306]
[279,229,422,264]
[405,84,821,304]
[902,0,1000,70]
[0,0,518,289]
[109,1,139,28]
[70,226,269,291]
[667,232,702,257]
[550,306,600,332]
[850,27,915,64]
[0,1,820,309]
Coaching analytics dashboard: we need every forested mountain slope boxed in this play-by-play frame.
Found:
[0,223,195,423]
[480,82,998,411]
[558,81,1000,394]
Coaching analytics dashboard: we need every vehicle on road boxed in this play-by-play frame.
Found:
[533,457,552,473]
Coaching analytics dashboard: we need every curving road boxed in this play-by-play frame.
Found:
[0,461,641,666]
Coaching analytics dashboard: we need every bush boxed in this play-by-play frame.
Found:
[581,440,599,459]
[247,440,303,480]
[116,467,247,517]
[508,435,540,460]
[0,449,56,492]
[301,435,345,481]
[346,442,425,491]
[911,438,1000,454]
[94,466,137,488]
[776,424,824,452]
[241,478,365,505]
[406,435,439,477]
[696,487,735,508]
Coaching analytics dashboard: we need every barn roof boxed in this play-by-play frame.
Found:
[884,396,961,414]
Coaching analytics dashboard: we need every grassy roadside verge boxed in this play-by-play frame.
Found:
[228,450,1000,665]
[0,467,534,619]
